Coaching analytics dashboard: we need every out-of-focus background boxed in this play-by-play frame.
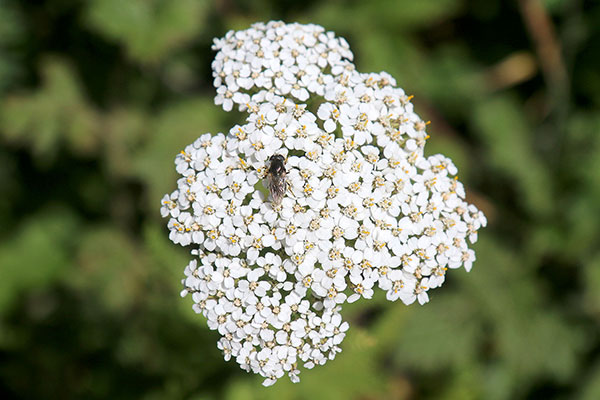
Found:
[1,0,599,399]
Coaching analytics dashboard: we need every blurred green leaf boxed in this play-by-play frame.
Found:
[559,112,600,256]
[0,208,78,316]
[578,358,600,400]
[392,293,482,372]
[312,0,461,32]
[0,57,100,160]
[103,107,149,178]
[463,237,585,385]
[472,96,554,217]
[0,149,18,228]
[438,365,482,400]
[71,226,148,312]
[583,252,600,316]
[85,0,211,63]
[419,44,487,117]
[0,0,23,94]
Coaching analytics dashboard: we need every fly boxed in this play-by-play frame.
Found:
[266,154,287,206]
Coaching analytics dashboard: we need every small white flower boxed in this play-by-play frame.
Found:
[163,21,486,385]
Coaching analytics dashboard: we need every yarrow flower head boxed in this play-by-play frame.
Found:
[160,21,487,386]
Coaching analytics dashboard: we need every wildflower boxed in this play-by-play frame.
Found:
[162,21,486,385]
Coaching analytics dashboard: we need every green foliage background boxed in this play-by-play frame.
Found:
[1,0,599,399]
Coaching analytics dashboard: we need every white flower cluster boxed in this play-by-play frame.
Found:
[160,21,486,386]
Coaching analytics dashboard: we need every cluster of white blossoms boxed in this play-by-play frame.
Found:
[160,21,486,386]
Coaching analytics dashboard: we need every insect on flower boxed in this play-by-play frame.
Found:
[266,154,287,206]
[161,21,487,387]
